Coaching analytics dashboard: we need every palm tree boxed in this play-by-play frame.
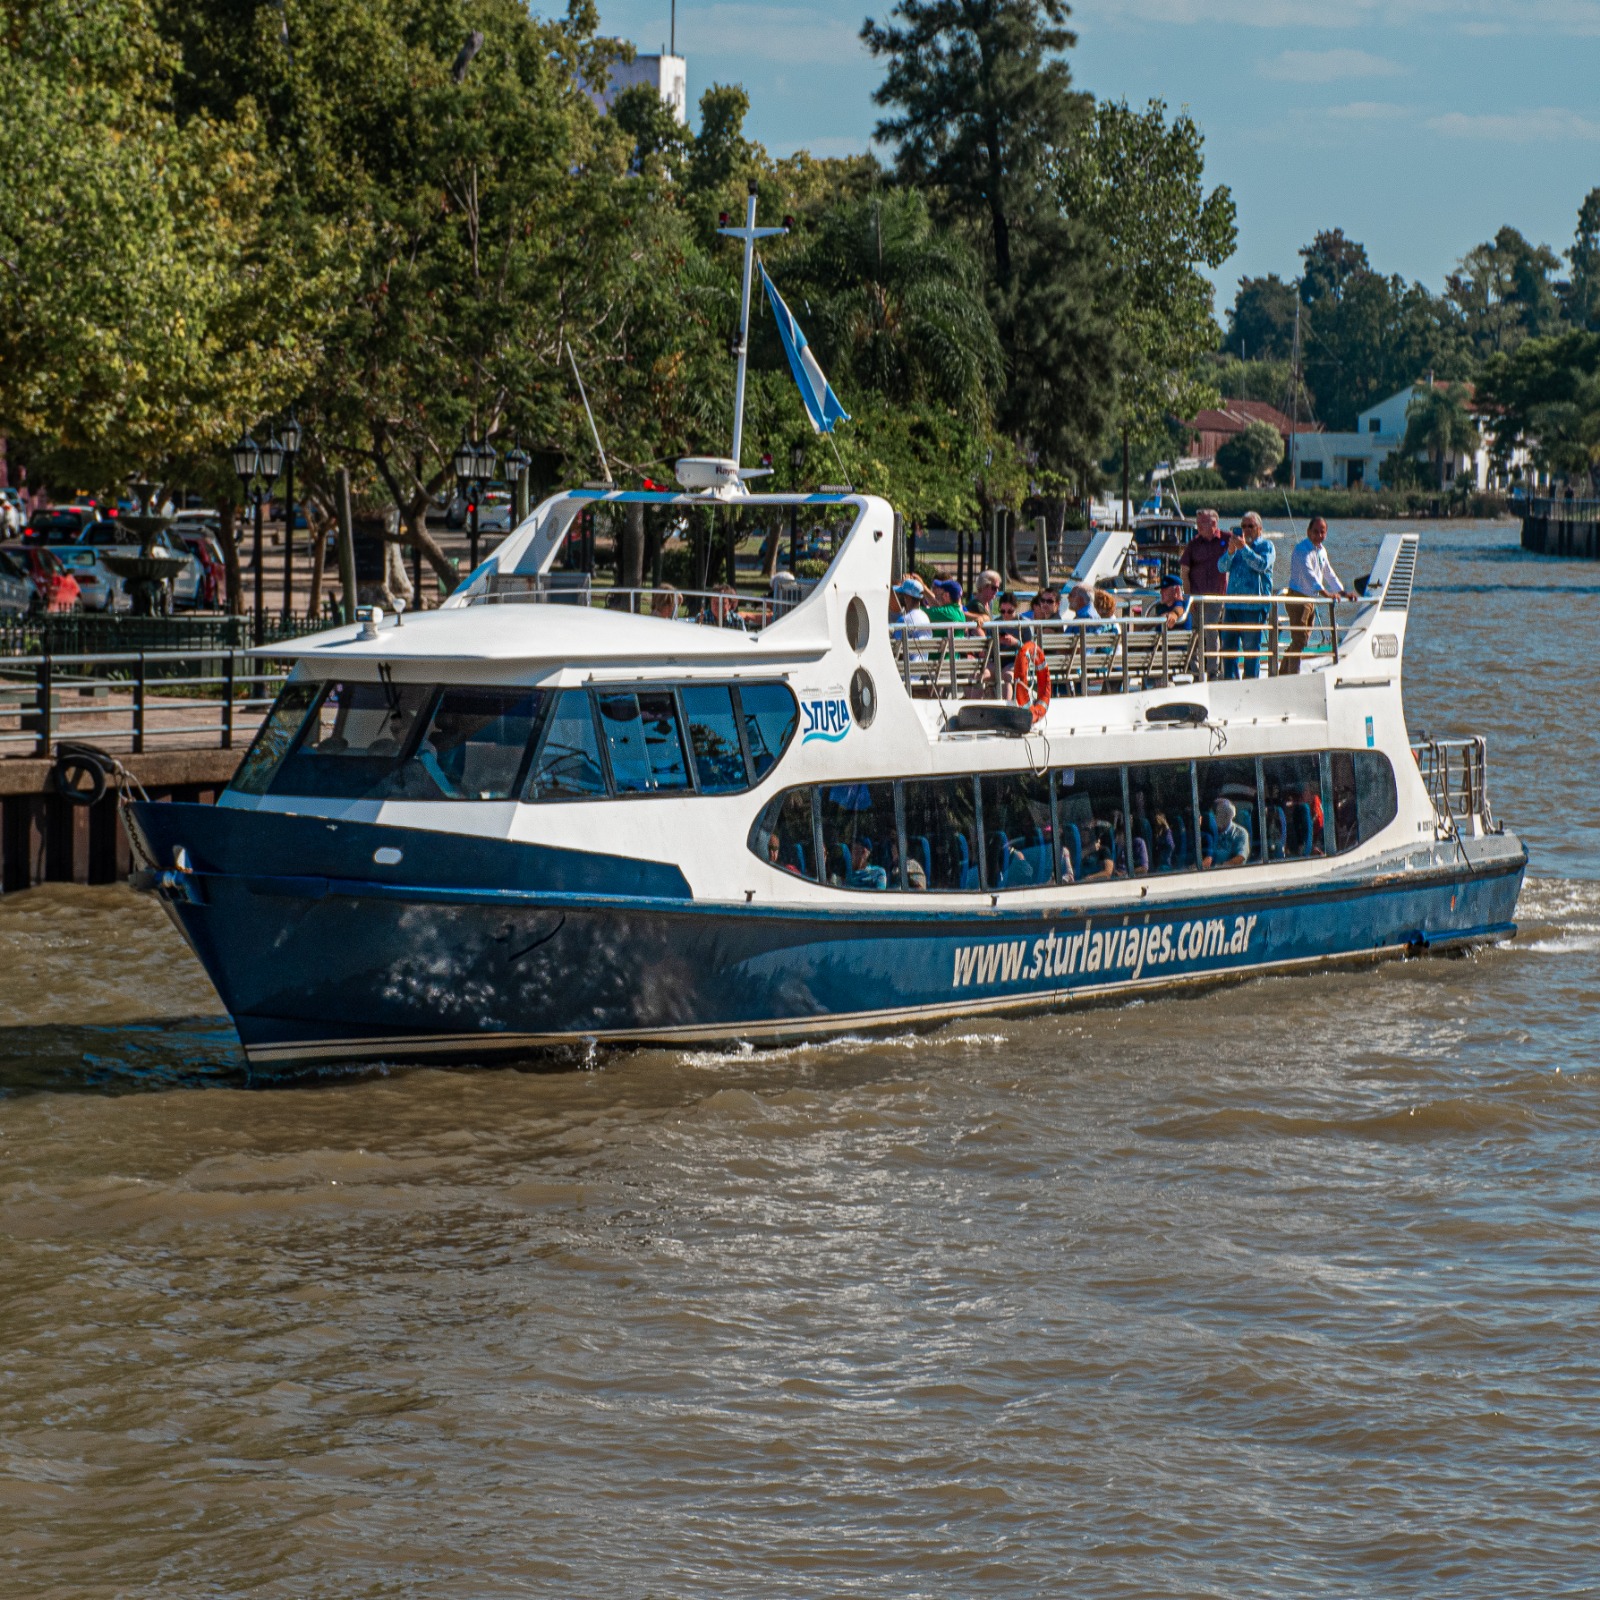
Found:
[1402,383,1479,491]
[784,191,1004,424]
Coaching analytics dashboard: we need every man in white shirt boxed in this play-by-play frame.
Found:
[1284,517,1355,674]
[890,577,932,663]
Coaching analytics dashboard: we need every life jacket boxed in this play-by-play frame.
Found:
[1012,638,1051,725]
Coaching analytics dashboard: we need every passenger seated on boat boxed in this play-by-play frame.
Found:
[1145,574,1191,627]
[969,568,1002,621]
[767,832,802,875]
[1081,823,1117,880]
[1203,798,1251,869]
[1019,586,1058,635]
[925,577,967,630]
[848,838,889,891]
[890,578,932,655]
[1151,811,1176,872]
[650,585,682,620]
[697,584,747,630]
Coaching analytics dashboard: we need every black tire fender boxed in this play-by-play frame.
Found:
[53,745,111,807]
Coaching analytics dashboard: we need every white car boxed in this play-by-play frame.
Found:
[475,490,516,534]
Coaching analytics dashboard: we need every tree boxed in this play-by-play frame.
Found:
[1401,384,1478,490]
[1299,229,1370,307]
[861,0,1118,484]
[1478,330,1600,487]
[1447,226,1565,359]
[1301,268,1467,431]
[1226,274,1299,361]
[1563,187,1600,333]
[782,190,1003,421]
[1057,98,1237,463]
[0,0,334,491]
[1214,420,1282,488]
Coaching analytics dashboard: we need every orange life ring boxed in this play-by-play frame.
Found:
[1012,639,1051,724]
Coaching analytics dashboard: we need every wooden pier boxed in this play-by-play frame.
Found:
[0,747,237,891]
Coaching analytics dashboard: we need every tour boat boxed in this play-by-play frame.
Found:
[124,194,1523,1072]
[125,479,1525,1071]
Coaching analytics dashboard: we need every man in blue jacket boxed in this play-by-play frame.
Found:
[1216,511,1275,679]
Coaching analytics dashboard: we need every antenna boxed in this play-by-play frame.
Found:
[716,180,787,466]
[670,0,676,55]
[1289,293,1302,493]
[566,342,613,485]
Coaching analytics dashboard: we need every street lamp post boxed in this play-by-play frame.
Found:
[473,438,497,572]
[230,432,259,629]
[504,442,531,526]
[254,434,284,644]
[279,414,301,620]
[453,433,479,575]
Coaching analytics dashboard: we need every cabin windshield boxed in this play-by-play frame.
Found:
[230,676,799,801]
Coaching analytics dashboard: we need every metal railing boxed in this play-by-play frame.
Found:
[1525,496,1600,522]
[1412,736,1492,835]
[468,577,808,627]
[892,595,1350,700]
[0,648,294,758]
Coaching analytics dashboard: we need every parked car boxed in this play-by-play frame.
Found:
[0,543,82,613]
[173,525,226,608]
[475,490,515,534]
[25,504,99,544]
[0,548,37,617]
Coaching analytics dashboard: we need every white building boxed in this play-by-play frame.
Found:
[588,50,688,124]
[1289,383,1512,492]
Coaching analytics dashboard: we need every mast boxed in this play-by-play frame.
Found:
[717,179,786,466]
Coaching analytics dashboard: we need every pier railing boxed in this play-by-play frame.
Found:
[0,647,293,758]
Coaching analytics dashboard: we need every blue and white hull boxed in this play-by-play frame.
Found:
[130,803,1524,1069]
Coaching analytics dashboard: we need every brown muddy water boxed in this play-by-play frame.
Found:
[3,520,1598,1597]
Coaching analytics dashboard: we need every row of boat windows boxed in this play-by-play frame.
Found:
[749,752,1399,893]
[231,679,799,801]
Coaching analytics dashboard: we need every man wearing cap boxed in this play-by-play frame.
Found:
[925,576,967,628]
[890,577,932,663]
[1144,573,1191,628]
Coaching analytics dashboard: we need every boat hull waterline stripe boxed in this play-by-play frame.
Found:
[146,854,1523,1068]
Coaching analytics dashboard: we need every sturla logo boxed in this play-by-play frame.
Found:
[801,696,851,743]
[951,914,1260,989]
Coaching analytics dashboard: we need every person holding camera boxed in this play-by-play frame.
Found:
[1216,512,1275,679]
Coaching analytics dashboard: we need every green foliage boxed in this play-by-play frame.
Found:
[782,191,1002,422]
[1058,98,1236,458]
[1214,420,1283,488]
[1447,226,1565,360]
[1225,275,1298,362]
[1565,188,1600,334]
[1478,330,1600,482]
[0,0,338,489]
[1171,466,1226,491]
[862,0,1118,484]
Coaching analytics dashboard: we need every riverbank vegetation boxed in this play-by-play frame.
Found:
[0,0,1233,567]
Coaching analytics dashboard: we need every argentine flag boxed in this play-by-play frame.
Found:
[759,263,850,435]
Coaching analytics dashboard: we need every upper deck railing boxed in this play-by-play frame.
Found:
[891,594,1353,699]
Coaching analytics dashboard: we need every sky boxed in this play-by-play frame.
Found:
[586,0,1600,307]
